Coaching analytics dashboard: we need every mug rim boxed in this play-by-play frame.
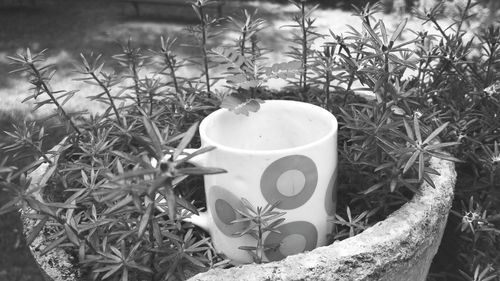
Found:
[199,100,338,155]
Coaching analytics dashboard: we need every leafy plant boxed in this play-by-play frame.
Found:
[231,199,285,264]
[1,0,500,280]
[188,0,223,96]
[284,0,323,92]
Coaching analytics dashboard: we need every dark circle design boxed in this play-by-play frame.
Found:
[215,199,236,224]
[261,155,318,210]
[325,167,338,216]
[264,221,318,261]
[208,186,250,237]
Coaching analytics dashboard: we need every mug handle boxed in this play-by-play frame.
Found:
[155,148,216,234]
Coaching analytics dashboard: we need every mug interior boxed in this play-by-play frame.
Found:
[200,100,337,152]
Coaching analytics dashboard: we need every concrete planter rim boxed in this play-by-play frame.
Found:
[22,138,456,281]
[189,155,456,281]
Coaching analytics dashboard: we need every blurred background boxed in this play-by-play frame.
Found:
[0,0,498,280]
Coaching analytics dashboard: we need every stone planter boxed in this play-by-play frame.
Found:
[23,145,456,281]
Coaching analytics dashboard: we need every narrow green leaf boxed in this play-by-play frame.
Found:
[374,162,394,172]
[176,196,199,215]
[93,265,120,273]
[152,219,163,245]
[104,195,133,214]
[111,168,156,181]
[423,122,450,144]
[79,243,86,262]
[127,262,153,273]
[425,142,460,150]
[176,167,226,175]
[390,179,397,192]
[379,20,388,45]
[25,197,56,217]
[102,264,123,280]
[0,197,21,216]
[38,163,57,188]
[413,115,422,144]
[64,224,80,246]
[403,151,420,174]
[173,122,199,160]
[183,253,207,267]
[40,236,66,256]
[164,185,176,221]
[390,18,408,43]
[362,21,382,48]
[264,218,286,230]
[26,216,49,245]
[176,146,214,165]
[418,153,424,182]
[426,151,463,162]
[422,173,436,189]
[45,202,77,209]
[142,117,163,159]
[362,182,385,194]
[403,118,415,141]
[137,203,153,239]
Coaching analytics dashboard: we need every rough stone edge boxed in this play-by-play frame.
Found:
[21,208,81,281]
[21,144,81,281]
[188,156,456,281]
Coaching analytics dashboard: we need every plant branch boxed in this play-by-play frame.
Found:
[90,72,122,126]
[28,64,82,136]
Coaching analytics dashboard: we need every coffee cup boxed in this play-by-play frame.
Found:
[163,100,338,264]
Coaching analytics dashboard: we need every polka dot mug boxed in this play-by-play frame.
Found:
[164,100,338,264]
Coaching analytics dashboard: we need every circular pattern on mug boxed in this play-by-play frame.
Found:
[324,167,338,216]
[261,155,318,210]
[264,221,318,261]
[208,186,250,237]
[279,234,307,257]
[276,169,306,197]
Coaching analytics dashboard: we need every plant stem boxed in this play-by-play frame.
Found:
[417,60,424,98]
[149,213,157,280]
[199,5,211,96]
[324,67,331,109]
[256,219,263,264]
[148,91,153,116]
[301,1,308,91]
[251,35,258,63]
[132,63,141,107]
[485,41,497,85]
[250,35,258,99]
[90,72,122,126]
[431,18,449,43]
[383,53,390,110]
[28,64,82,136]
[240,30,247,57]
[455,0,471,39]
[164,54,180,94]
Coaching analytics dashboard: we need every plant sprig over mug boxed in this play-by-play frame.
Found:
[0,0,499,280]
[230,199,285,264]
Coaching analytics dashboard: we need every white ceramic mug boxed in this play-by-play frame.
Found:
[165,100,338,264]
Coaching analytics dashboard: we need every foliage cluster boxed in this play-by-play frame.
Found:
[0,0,499,280]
